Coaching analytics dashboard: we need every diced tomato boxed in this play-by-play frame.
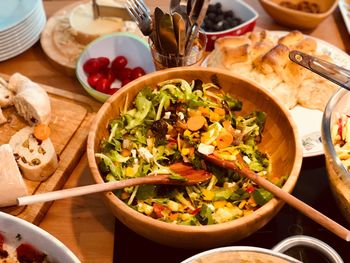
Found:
[189,208,201,215]
[16,243,46,263]
[246,186,255,194]
[152,203,166,219]
[338,117,343,138]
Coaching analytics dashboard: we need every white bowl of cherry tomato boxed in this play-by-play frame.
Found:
[76,32,156,102]
[201,0,258,51]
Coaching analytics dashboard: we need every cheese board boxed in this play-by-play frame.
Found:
[0,73,100,225]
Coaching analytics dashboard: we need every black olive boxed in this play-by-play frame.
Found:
[224,10,234,18]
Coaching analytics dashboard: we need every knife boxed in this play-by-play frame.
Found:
[92,1,131,20]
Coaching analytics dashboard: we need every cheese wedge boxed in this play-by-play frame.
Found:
[0,144,28,207]
[69,2,124,45]
[9,126,58,182]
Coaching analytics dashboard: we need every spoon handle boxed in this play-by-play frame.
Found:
[16,176,168,206]
[289,50,350,91]
[205,154,350,242]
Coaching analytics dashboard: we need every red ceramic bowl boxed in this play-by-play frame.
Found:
[202,0,258,51]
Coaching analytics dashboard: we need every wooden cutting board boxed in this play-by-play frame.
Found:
[0,74,101,225]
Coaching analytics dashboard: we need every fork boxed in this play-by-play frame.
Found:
[125,0,153,37]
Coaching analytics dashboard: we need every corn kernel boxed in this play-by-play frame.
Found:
[238,200,246,209]
[213,200,227,209]
[125,167,135,177]
[226,202,233,208]
[181,148,190,155]
[181,213,190,221]
[202,189,214,201]
[184,129,191,137]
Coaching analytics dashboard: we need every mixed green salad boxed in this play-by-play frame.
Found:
[332,114,350,171]
[96,78,286,225]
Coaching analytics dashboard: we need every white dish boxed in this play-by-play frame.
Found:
[0,16,46,61]
[0,0,40,32]
[202,31,350,157]
[0,212,80,262]
[339,0,350,35]
[0,2,44,41]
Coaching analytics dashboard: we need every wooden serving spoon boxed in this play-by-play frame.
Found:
[203,153,350,242]
[16,163,211,206]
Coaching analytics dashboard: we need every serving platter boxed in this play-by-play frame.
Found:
[0,73,100,225]
[203,30,350,157]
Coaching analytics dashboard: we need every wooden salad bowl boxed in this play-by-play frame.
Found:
[87,67,303,248]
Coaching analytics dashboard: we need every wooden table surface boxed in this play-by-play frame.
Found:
[0,1,349,262]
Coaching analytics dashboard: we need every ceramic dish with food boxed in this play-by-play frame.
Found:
[322,88,350,224]
[0,212,80,262]
[259,0,339,29]
[181,235,343,263]
[76,32,155,102]
[87,67,302,248]
[201,0,258,51]
[203,29,350,157]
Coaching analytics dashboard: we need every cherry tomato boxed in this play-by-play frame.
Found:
[102,67,116,83]
[97,57,110,69]
[111,56,128,71]
[83,58,101,74]
[105,88,118,95]
[95,78,111,93]
[121,78,132,86]
[131,67,146,80]
[117,67,132,81]
[87,72,104,88]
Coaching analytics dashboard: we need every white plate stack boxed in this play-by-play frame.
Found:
[0,0,46,61]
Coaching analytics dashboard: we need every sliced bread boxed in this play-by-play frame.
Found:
[0,77,13,108]
[8,73,51,125]
[0,144,28,207]
[9,126,58,182]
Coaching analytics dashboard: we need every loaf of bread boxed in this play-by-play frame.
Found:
[8,73,51,125]
[0,144,28,207]
[9,126,58,182]
[207,30,338,110]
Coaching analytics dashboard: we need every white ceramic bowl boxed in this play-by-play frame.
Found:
[76,32,155,103]
[201,0,258,51]
[0,212,80,262]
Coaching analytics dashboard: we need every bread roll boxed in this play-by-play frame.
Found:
[8,73,51,125]
[277,30,304,48]
[0,144,28,207]
[9,126,58,182]
[0,108,6,124]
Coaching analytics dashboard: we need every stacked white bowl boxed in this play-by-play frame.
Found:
[0,0,46,61]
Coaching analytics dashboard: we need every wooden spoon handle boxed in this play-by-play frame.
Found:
[205,154,350,242]
[17,175,168,206]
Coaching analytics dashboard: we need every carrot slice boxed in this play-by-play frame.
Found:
[216,131,234,149]
[33,124,51,141]
[187,115,206,131]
